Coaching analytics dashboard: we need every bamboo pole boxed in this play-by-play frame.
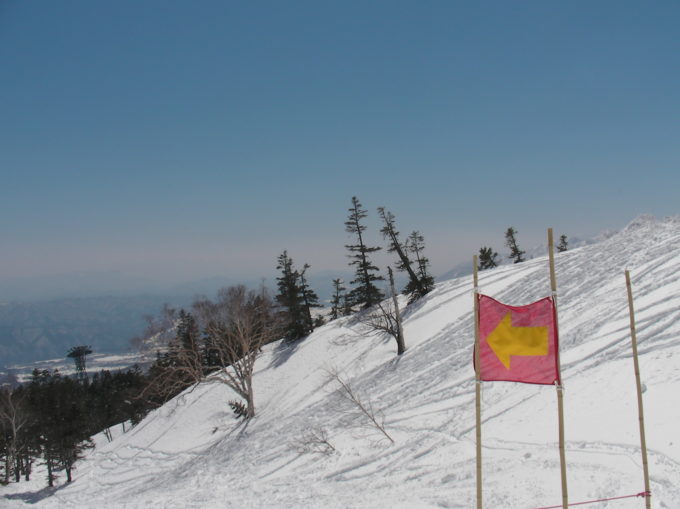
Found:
[625,270,652,508]
[473,255,482,509]
[548,228,568,509]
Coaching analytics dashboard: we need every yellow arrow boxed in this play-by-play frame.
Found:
[486,313,549,369]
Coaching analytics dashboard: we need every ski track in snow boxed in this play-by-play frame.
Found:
[3,215,680,508]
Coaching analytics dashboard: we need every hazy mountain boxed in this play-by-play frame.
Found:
[0,270,356,369]
[0,271,165,302]
[0,295,191,369]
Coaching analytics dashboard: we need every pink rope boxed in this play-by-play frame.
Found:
[533,491,650,509]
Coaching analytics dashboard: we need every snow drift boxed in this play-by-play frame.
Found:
[4,215,680,508]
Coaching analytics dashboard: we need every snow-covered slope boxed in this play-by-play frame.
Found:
[4,215,680,508]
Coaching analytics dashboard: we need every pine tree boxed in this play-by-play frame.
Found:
[329,278,346,320]
[405,230,435,301]
[170,310,202,385]
[557,234,568,252]
[478,246,499,270]
[298,264,322,332]
[201,326,224,374]
[176,311,199,352]
[25,370,92,486]
[275,251,309,340]
[342,293,353,316]
[505,227,526,263]
[52,376,92,483]
[345,197,384,309]
[377,207,429,302]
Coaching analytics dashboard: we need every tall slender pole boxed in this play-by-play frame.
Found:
[388,266,405,355]
[548,228,568,509]
[625,270,652,508]
[473,255,482,509]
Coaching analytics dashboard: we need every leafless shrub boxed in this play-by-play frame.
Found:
[327,369,394,444]
[359,267,406,355]
[291,427,336,455]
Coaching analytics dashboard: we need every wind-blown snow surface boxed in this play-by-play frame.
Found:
[5,215,680,508]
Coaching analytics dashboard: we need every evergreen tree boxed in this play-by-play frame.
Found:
[377,207,428,302]
[85,368,150,442]
[51,376,92,483]
[176,310,200,356]
[557,234,568,252]
[275,251,309,340]
[143,310,203,405]
[169,310,202,387]
[345,197,384,309]
[478,246,499,270]
[342,293,353,317]
[329,278,346,320]
[505,227,526,263]
[405,230,435,301]
[25,370,92,485]
[298,264,322,332]
[201,329,224,374]
[1,365,155,488]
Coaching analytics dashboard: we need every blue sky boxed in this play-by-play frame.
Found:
[2,1,679,290]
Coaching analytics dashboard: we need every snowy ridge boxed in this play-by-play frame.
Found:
[436,228,613,281]
[4,215,680,508]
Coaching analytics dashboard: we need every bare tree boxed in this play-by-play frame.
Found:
[199,286,282,418]
[291,427,336,455]
[0,388,29,483]
[327,369,394,444]
[144,309,204,404]
[144,285,281,419]
[360,267,406,355]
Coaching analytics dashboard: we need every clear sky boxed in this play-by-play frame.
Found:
[2,1,679,290]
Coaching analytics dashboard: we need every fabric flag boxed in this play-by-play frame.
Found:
[476,294,560,385]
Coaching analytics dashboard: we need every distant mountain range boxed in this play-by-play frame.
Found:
[0,271,355,370]
[0,295,191,369]
[0,271,252,302]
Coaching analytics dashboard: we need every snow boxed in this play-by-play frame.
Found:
[6,352,155,384]
[3,214,680,508]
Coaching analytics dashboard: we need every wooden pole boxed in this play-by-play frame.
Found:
[473,255,482,509]
[548,228,568,509]
[625,270,652,508]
